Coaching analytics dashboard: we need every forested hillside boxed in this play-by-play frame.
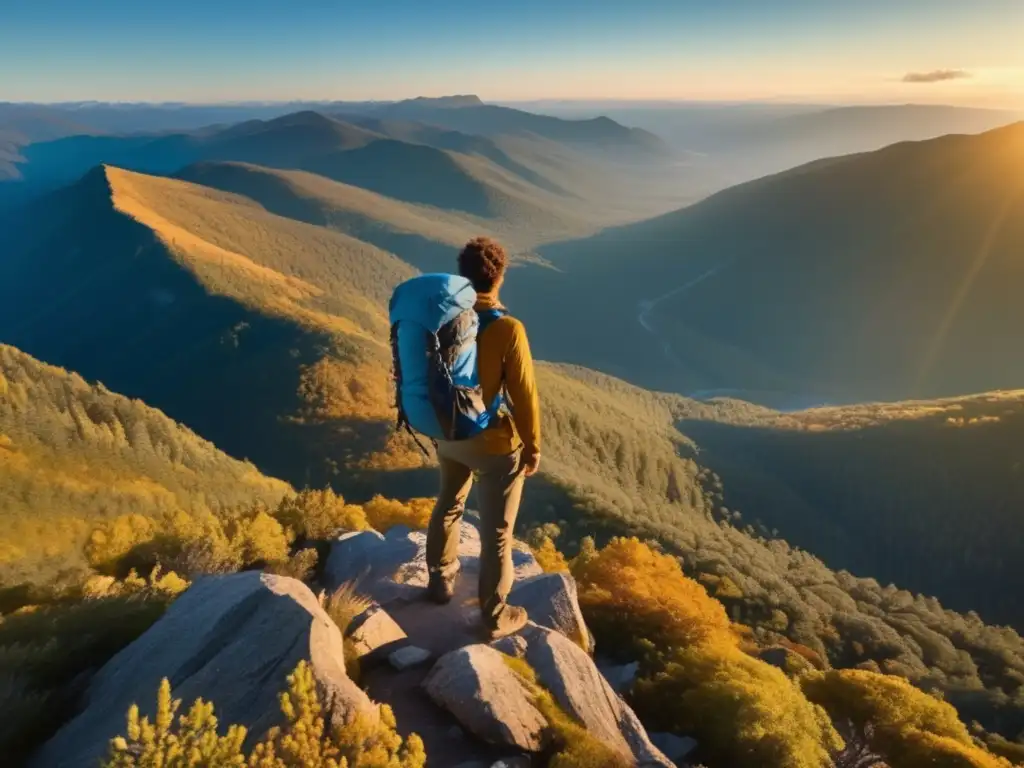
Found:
[0,344,291,585]
[678,389,1024,627]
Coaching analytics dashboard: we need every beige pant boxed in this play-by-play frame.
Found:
[425,439,525,628]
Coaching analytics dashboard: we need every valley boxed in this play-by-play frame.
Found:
[511,121,1024,407]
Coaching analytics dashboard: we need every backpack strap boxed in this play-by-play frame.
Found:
[477,307,507,334]
[390,321,435,457]
[476,308,512,419]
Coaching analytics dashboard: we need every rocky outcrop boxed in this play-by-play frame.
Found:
[423,644,550,751]
[324,518,673,765]
[324,519,542,604]
[325,520,588,651]
[347,603,407,661]
[31,517,675,767]
[497,625,673,767]
[425,626,673,765]
[508,571,590,652]
[30,572,373,768]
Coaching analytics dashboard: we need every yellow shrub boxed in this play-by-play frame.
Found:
[103,678,248,767]
[570,537,732,653]
[362,496,434,533]
[164,510,243,576]
[634,643,843,768]
[275,488,369,540]
[324,582,373,636]
[85,514,159,572]
[265,548,319,582]
[82,566,189,600]
[229,510,291,566]
[532,536,570,573]
[104,661,426,768]
[802,669,1013,768]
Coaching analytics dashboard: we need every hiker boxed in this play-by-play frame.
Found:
[388,237,540,640]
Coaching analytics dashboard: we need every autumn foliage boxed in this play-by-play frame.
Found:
[570,537,732,653]
[802,669,1016,768]
[633,643,842,768]
[103,661,426,768]
[568,536,842,768]
[83,491,437,580]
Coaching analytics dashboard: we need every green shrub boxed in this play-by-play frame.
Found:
[803,669,1014,767]
[634,643,843,768]
[275,488,369,540]
[0,572,181,762]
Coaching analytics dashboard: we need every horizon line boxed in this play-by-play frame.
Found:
[2,96,1021,112]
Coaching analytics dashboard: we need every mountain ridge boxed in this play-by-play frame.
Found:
[372,98,673,157]
[1,164,412,489]
[515,120,1024,404]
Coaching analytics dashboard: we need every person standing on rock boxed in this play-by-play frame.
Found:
[391,237,541,640]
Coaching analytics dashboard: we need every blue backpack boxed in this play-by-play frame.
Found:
[389,274,507,448]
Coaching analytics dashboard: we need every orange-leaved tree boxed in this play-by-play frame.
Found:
[571,536,843,768]
[570,536,732,654]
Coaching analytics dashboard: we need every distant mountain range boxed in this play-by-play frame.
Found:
[366,97,672,157]
[513,120,1024,406]
[517,102,1024,182]
[0,96,672,188]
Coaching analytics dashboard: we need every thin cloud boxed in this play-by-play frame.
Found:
[902,69,973,84]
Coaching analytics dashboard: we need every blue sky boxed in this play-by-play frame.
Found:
[3,0,1023,105]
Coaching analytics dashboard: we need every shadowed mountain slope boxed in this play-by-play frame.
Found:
[331,114,577,197]
[512,121,1024,405]
[7,111,380,190]
[174,156,621,261]
[678,389,1024,628]
[0,165,413,487]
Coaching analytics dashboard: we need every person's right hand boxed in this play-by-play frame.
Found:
[522,451,541,477]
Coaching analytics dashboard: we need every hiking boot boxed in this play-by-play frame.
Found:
[486,605,528,641]
[427,573,456,605]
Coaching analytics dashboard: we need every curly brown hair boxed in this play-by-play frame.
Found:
[457,237,508,293]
